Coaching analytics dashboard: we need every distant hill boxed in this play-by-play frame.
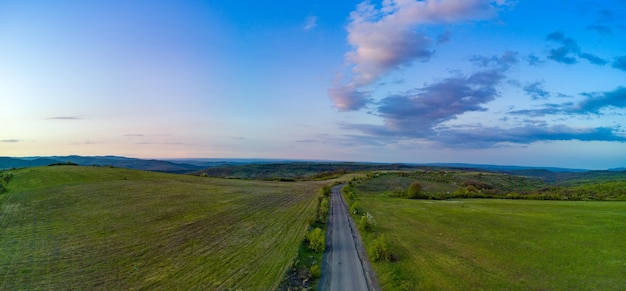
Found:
[194,162,420,180]
[509,169,626,185]
[0,156,204,173]
[3,156,622,179]
[421,163,588,173]
[0,157,60,169]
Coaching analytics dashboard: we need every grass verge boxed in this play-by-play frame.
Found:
[280,185,331,290]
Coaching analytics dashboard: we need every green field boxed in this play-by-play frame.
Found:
[0,166,323,289]
[350,185,626,289]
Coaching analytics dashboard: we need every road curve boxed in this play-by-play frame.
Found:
[319,185,378,291]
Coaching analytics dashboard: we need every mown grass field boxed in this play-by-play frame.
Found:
[0,166,323,289]
[351,190,626,289]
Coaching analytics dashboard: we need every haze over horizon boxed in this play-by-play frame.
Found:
[2,0,625,170]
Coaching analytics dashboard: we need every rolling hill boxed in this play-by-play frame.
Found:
[0,166,324,289]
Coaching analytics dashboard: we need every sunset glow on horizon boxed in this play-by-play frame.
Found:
[1,0,625,169]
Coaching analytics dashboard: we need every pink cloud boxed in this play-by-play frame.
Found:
[330,0,510,111]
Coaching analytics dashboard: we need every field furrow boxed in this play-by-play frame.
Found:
[0,166,322,289]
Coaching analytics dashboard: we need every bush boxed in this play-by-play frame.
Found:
[320,185,331,197]
[342,185,356,200]
[389,187,405,197]
[305,228,326,253]
[369,234,392,262]
[317,197,329,224]
[0,172,13,193]
[350,202,362,215]
[309,264,321,278]
[2,172,14,184]
[406,182,422,199]
[358,212,376,232]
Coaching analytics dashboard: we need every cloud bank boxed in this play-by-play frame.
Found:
[510,86,626,117]
[329,1,625,149]
[342,52,524,142]
[433,124,626,148]
[375,52,516,136]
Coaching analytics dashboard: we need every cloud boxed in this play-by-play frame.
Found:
[339,48,625,147]
[375,70,502,135]
[612,56,626,71]
[579,53,608,65]
[328,84,371,111]
[587,23,612,35]
[329,0,510,111]
[135,142,188,145]
[469,55,498,67]
[509,86,626,116]
[545,31,579,64]
[344,119,625,149]
[545,31,609,66]
[47,116,82,120]
[587,9,614,35]
[523,81,549,100]
[508,103,573,117]
[467,50,518,68]
[526,54,544,66]
[351,52,516,137]
[347,8,433,85]
[296,139,317,143]
[436,30,452,43]
[577,86,626,114]
[433,124,626,148]
[304,16,317,30]
[1,139,19,143]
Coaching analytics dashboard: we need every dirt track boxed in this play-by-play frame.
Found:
[319,185,378,291]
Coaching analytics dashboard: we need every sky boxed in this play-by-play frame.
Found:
[1,0,625,169]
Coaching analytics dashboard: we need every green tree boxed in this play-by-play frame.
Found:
[358,212,376,232]
[406,182,422,199]
[350,202,362,215]
[317,197,329,224]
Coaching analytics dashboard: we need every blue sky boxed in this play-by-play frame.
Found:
[1,0,625,169]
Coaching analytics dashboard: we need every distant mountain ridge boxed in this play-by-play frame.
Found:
[0,156,204,173]
[2,155,620,174]
[420,163,589,173]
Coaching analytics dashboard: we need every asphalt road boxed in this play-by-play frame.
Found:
[320,185,376,291]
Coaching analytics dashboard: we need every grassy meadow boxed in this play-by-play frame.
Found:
[349,180,626,290]
[0,166,323,289]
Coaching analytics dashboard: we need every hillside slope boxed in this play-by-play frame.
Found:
[0,166,322,289]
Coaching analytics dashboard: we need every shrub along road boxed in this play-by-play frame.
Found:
[320,185,378,290]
